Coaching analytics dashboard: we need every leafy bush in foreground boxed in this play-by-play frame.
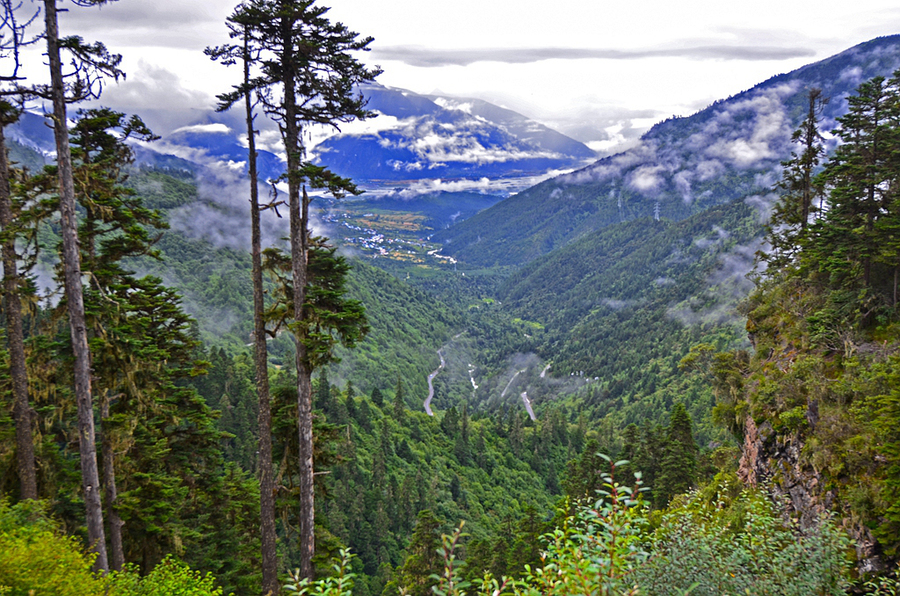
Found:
[0,499,223,596]
[635,477,851,596]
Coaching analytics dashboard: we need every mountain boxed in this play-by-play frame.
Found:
[432,35,900,267]
[5,84,594,195]
[488,199,762,444]
[310,84,596,184]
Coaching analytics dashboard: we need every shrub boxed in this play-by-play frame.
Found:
[634,480,852,596]
[108,556,224,596]
[0,499,106,596]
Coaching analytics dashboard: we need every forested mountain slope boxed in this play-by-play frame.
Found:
[702,68,900,571]
[465,199,762,445]
[432,35,900,267]
[122,168,462,403]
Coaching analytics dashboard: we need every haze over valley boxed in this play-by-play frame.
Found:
[4,2,900,594]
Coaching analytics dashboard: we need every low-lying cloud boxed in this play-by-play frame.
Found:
[373,44,816,68]
[167,161,302,252]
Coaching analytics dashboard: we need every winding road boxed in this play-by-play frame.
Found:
[500,368,527,399]
[424,349,445,416]
[521,392,537,421]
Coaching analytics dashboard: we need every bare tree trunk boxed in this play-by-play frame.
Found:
[44,0,108,573]
[243,32,279,595]
[290,177,314,580]
[100,397,124,571]
[279,7,314,579]
[0,123,37,500]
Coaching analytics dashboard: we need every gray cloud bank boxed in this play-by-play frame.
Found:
[373,44,816,67]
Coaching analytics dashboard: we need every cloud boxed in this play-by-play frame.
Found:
[88,61,213,134]
[744,193,779,223]
[667,239,763,331]
[695,160,725,181]
[166,161,304,252]
[372,44,816,67]
[698,82,799,168]
[561,140,659,185]
[629,164,666,194]
[673,170,693,204]
[58,0,230,50]
[387,177,495,198]
[172,123,232,135]
[601,298,634,310]
[353,114,566,166]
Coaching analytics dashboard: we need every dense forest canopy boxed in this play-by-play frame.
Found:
[2,1,900,595]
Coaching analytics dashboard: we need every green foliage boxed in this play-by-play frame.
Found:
[393,510,443,596]
[654,403,698,507]
[263,237,368,369]
[0,500,105,596]
[635,482,851,595]
[494,200,760,446]
[858,572,900,595]
[0,500,225,596]
[284,549,356,596]
[109,556,224,596]
[0,528,105,595]
[517,467,648,596]
[710,69,900,563]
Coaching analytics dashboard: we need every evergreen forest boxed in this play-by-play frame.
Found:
[2,2,900,595]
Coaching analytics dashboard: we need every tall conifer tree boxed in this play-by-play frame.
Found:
[206,15,280,591]
[803,73,900,312]
[655,403,698,507]
[37,0,125,571]
[225,0,379,577]
[766,88,828,267]
[0,0,41,502]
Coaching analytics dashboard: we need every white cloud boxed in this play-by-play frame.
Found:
[172,123,232,135]
[701,82,798,168]
[744,192,779,223]
[629,165,666,193]
[695,160,725,180]
[673,170,693,203]
[388,177,495,197]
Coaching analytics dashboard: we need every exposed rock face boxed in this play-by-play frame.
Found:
[738,415,886,574]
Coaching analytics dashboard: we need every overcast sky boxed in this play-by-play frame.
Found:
[20,0,900,152]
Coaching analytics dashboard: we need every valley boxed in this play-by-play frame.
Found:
[3,12,900,595]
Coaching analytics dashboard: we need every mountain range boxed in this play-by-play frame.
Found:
[431,35,900,267]
[310,84,597,186]
[7,84,596,198]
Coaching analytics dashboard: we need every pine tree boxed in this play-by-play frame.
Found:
[563,437,605,500]
[206,15,280,588]
[454,404,470,465]
[0,1,41,501]
[654,403,698,507]
[65,107,158,571]
[371,386,384,408]
[0,104,37,501]
[394,510,443,596]
[262,234,368,575]
[765,88,828,267]
[36,1,126,570]
[392,377,406,423]
[316,370,332,411]
[804,75,900,303]
[441,406,459,437]
[229,0,379,577]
